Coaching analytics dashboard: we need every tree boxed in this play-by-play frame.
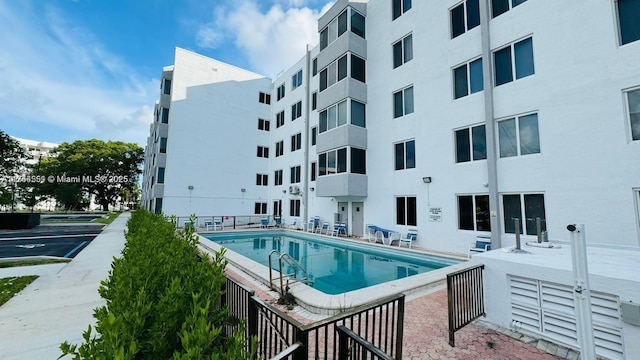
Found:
[39,139,144,211]
[0,130,29,211]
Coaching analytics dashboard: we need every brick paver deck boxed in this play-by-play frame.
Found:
[403,288,562,360]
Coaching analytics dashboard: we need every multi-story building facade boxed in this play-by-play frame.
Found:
[143,0,640,255]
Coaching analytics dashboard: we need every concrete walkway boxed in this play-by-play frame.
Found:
[0,213,129,360]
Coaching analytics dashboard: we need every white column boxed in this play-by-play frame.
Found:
[568,224,596,360]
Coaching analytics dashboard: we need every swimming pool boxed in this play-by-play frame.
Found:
[202,230,463,295]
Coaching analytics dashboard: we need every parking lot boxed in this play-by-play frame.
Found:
[0,225,103,259]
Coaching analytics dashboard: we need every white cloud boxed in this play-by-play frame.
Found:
[0,0,155,146]
[197,0,334,78]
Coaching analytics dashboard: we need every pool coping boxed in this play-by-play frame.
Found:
[197,229,472,315]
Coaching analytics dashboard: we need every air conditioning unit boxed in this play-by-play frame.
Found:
[289,185,300,195]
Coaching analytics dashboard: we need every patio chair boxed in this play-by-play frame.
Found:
[331,223,346,236]
[468,235,491,258]
[307,220,315,232]
[274,217,282,228]
[261,217,269,228]
[385,232,401,246]
[313,216,320,232]
[286,219,298,230]
[374,230,384,243]
[317,222,329,234]
[207,217,223,231]
[399,229,418,248]
[366,225,377,242]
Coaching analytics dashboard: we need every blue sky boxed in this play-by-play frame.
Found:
[0,0,333,146]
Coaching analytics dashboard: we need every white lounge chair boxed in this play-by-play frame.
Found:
[399,229,418,248]
[468,235,491,258]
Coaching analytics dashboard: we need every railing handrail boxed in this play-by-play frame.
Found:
[337,325,394,360]
[269,341,303,360]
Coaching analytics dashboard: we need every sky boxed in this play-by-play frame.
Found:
[0,0,333,147]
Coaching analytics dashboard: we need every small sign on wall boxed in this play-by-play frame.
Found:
[429,207,442,222]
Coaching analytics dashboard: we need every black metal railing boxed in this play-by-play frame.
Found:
[176,215,295,231]
[447,264,485,347]
[228,275,404,360]
[217,257,404,359]
[222,277,255,339]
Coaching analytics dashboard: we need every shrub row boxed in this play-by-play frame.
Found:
[61,210,255,359]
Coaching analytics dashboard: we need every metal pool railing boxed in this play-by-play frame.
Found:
[220,275,404,360]
[446,264,485,347]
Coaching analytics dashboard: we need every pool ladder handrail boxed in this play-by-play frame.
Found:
[268,250,312,296]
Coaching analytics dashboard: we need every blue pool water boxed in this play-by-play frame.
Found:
[203,231,463,295]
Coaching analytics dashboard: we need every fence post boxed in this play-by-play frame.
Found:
[248,297,258,346]
[395,296,405,359]
[447,273,456,347]
[292,327,308,360]
[338,326,349,360]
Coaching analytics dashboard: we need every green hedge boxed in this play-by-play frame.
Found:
[60,210,255,359]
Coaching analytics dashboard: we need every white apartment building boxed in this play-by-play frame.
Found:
[142,0,640,255]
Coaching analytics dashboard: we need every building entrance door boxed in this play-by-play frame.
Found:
[352,202,364,237]
[337,202,348,235]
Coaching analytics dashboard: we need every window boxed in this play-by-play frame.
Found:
[396,196,417,226]
[254,202,268,215]
[458,195,490,231]
[311,162,317,181]
[274,169,283,186]
[455,125,486,163]
[312,58,318,76]
[257,146,269,158]
[319,100,348,133]
[351,54,366,82]
[394,140,415,170]
[155,197,163,214]
[351,100,366,128]
[159,137,167,153]
[627,88,640,141]
[277,84,285,101]
[492,0,527,18]
[498,113,540,157]
[291,133,302,152]
[258,92,271,104]
[291,101,302,121]
[275,140,284,157]
[290,165,301,183]
[454,58,483,99]
[502,193,546,235]
[311,127,317,146]
[320,10,348,50]
[351,148,366,174]
[258,118,270,131]
[292,69,303,90]
[276,110,285,128]
[256,174,268,186]
[393,34,413,68]
[319,54,348,92]
[494,37,534,86]
[618,0,640,45]
[393,0,412,20]
[163,79,171,95]
[351,8,365,38]
[290,199,301,217]
[318,148,347,176]
[157,167,165,184]
[312,92,317,110]
[451,0,480,39]
[161,108,169,123]
[393,86,414,118]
